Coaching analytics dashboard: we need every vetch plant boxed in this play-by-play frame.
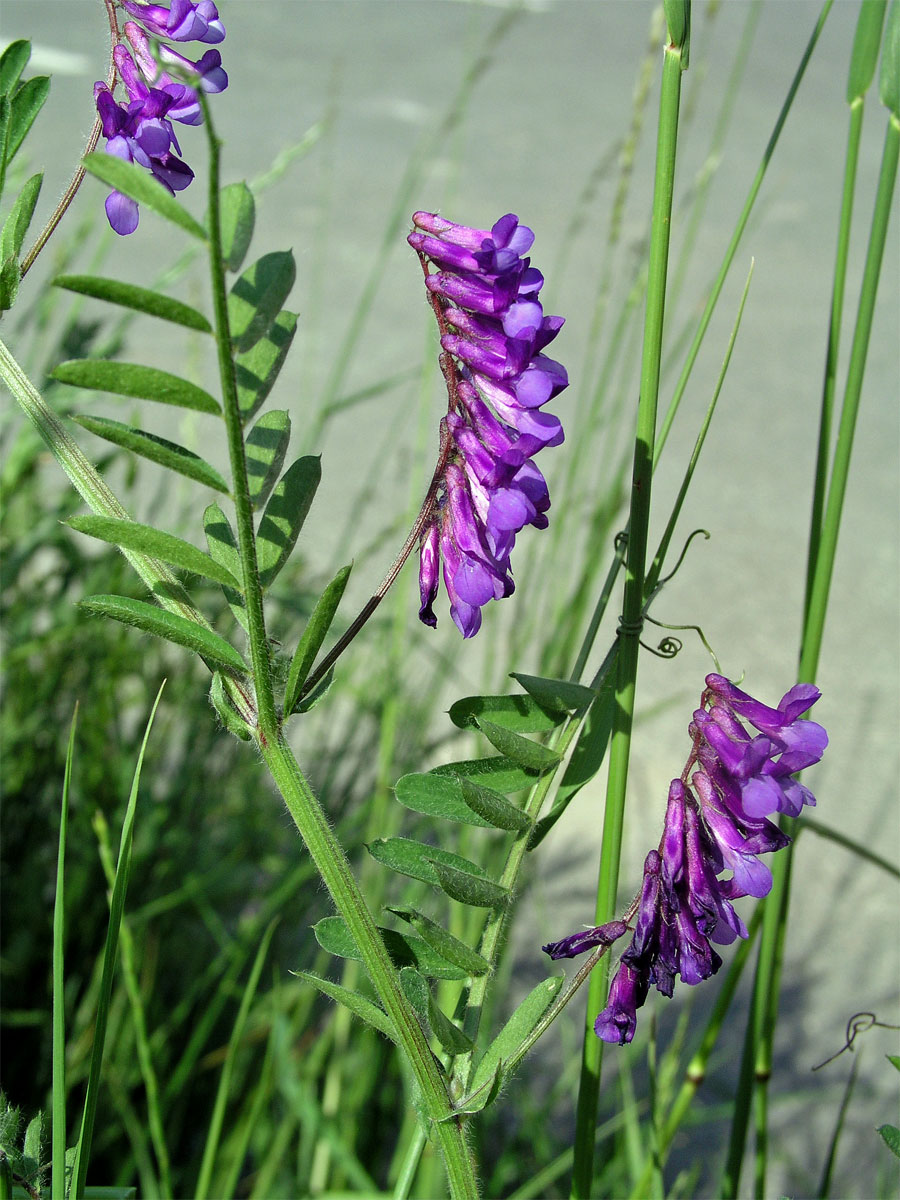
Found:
[1,2,897,1199]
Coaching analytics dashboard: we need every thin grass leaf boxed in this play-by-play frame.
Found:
[474,718,562,771]
[52,709,76,1200]
[53,275,212,332]
[256,455,321,587]
[68,515,242,588]
[386,908,490,977]
[313,916,468,981]
[53,360,221,415]
[6,75,49,162]
[0,41,30,96]
[70,684,165,1200]
[848,0,888,101]
[235,309,298,422]
[227,250,296,352]
[469,975,565,1100]
[366,836,493,890]
[284,563,351,715]
[203,503,247,630]
[218,181,255,273]
[246,409,291,508]
[82,152,207,240]
[393,772,494,828]
[293,970,398,1043]
[75,415,230,493]
[449,693,562,734]
[880,0,900,114]
[194,921,277,1200]
[79,594,246,673]
[457,778,530,832]
[511,672,597,714]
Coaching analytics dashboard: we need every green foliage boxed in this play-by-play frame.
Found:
[256,455,321,587]
[245,408,291,508]
[227,250,296,352]
[313,916,470,981]
[234,309,298,422]
[881,0,900,115]
[79,595,247,673]
[82,152,208,240]
[68,516,242,588]
[283,562,351,714]
[0,172,40,309]
[53,275,213,333]
[74,415,230,492]
[468,976,565,1102]
[53,359,221,414]
[217,182,255,273]
[293,971,398,1043]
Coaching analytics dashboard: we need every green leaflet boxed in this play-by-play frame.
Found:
[235,309,298,422]
[474,718,562,771]
[1,172,41,259]
[313,916,469,981]
[292,666,334,714]
[209,673,252,741]
[0,41,31,96]
[67,516,241,588]
[367,837,493,890]
[203,503,247,630]
[246,409,291,508]
[75,415,229,494]
[293,970,397,1043]
[431,756,541,795]
[79,595,246,673]
[393,771,495,828]
[448,692,562,733]
[429,859,508,909]
[468,975,564,1099]
[447,1062,502,1118]
[399,967,472,1055]
[228,250,296,352]
[256,455,321,587]
[511,672,597,714]
[284,563,352,715]
[53,360,221,415]
[386,907,490,977]
[457,778,530,832]
[6,74,50,163]
[218,182,255,273]
[82,152,208,240]
[53,275,212,333]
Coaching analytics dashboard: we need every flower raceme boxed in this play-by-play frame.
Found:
[94,0,228,234]
[409,212,567,638]
[543,674,828,1044]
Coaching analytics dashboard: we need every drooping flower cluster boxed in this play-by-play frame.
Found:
[408,212,568,638]
[94,1,227,234]
[543,674,827,1044]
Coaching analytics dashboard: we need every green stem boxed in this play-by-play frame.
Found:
[201,100,277,733]
[51,710,78,1200]
[259,733,477,1200]
[570,37,685,1200]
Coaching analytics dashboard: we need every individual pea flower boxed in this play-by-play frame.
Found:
[93,0,227,234]
[543,674,827,1044]
[409,212,567,636]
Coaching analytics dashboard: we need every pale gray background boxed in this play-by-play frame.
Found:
[3,1,899,1196]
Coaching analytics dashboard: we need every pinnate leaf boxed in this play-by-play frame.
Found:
[53,360,220,414]
[228,250,296,352]
[257,455,321,587]
[469,975,564,1098]
[284,563,352,715]
[67,515,241,588]
[235,309,298,422]
[474,718,561,771]
[75,415,229,493]
[246,409,291,508]
[449,692,561,733]
[294,970,397,1043]
[218,181,255,272]
[313,916,468,980]
[83,151,208,240]
[54,275,212,332]
[79,594,246,672]
[387,907,489,976]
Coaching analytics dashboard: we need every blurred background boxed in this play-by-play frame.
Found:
[2,2,898,1197]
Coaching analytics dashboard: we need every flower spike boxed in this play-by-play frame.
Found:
[543,675,827,1043]
[410,212,567,636]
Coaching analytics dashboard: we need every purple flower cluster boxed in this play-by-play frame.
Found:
[409,212,568,638]
[94,1,227,234]
[543,674,827,1044]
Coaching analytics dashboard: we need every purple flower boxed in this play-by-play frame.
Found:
[543,675,826,1044]
[410,212,567,635]
[93,1,227,234]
